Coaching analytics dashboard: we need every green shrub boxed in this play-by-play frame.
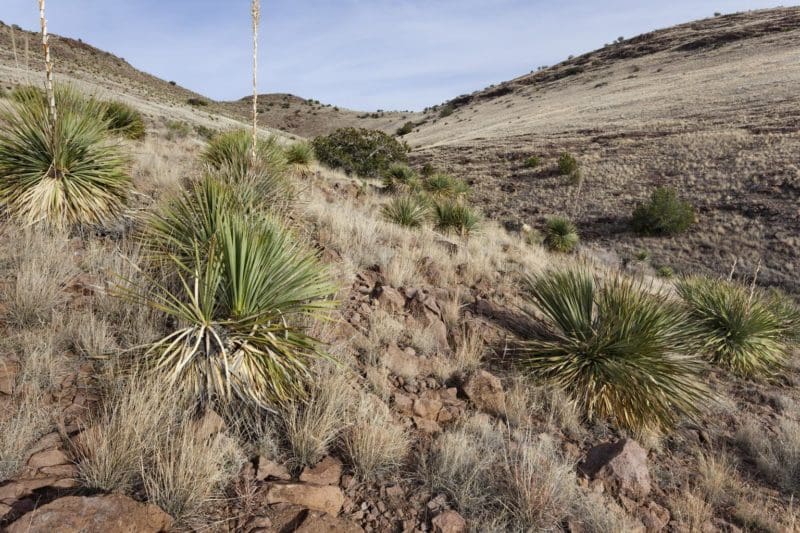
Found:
[523,156,541,169]
[631,187,695,236]
[544,217,579,253]
[656,266,674,279]
[519,269,708,433]
[676,277,791,377]
[396,121,415,136]
[423,173,469,198]
[194,124,217,140]
[9,85,46,103]
[0,85,130,228]
[383,163,419,192]
[420,163,436,178]
[312,127,407,178]
[557,153,578,176]
[381,195,430,228]
[285,142,314,168]
[133,202,337,407]
[187,97,208,107]
[102,100,146,140]
[438,105,455,118]
[434,202,480,236]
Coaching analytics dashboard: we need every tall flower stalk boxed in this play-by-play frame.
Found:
[250,0,260,164]
[38,0,57,126]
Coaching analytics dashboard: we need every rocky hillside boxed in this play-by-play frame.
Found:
[407,7,800,293]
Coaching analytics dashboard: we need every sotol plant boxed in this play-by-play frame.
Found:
[0,85,130,228]
[434,201,480,236]
[382,195,430,228]
[383,163,419,192]
[103,100,146,140]
[676,277,791,377]
[132,209,337,407]
[284,141,314,169]
[518,269,708,433]
[544,216,579,253]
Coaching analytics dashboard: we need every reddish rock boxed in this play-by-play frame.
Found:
[297,511,365,532]
[640,501,670,531]
[27,448,69,470]
[256,456,292,481]
[0,477,78,502]
[0,357,20,395]
[192,409,225,441]
[413,416,442,434]
[385,343,423,379]
[266,483,345,516]
[580,439,651,500]
[393,393,414,414]
[413,398,443,420]
[373,285,406,314]
[6,494,173,533]
[462,370,506,416]
[300,456,343,486]
[431,510,467,533]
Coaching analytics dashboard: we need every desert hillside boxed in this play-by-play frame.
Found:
[0,6,799,533]
[407,7,800,293]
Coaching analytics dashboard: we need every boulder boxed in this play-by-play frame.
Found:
[431,510,467,533]
[462,370,506,416]
[0,477,78,502]
[640,501,670,531]
[265,483,345,516]
[300,456,343,486]
[413,398,443,421]
[6,494,173,533]
[579,439,651,500]
[385,343,423,379]
[372,284,406,314]
[27,448,69,470]
[192,409,225,441]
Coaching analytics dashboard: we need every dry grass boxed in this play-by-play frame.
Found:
[504,379,583,437]
[281,367,353,470]
[64,310,118,359]
[737,418,800,496]
[0,398,51,481]
[1,229,76,328]
[669,490,714,531]
[695,452,742,508]
[342,394,409,479]
[430,325,484,381]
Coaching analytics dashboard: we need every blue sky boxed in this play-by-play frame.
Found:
[0,1,788,111]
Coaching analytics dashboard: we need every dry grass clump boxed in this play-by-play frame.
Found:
[280,368,352,470]
[695,452,743,507]
[2,229,76,328]
[736,418,800,496]
[669,490,714,531]
[0,398,51,481]
[423,416,581,530]
[342,394,409,479]
[504,380,583,437]
[64,310,118,359]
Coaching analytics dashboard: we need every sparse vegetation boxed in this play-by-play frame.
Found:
[523,156,541,168]
[676,276,790,377]
[423,173,469,198]
[737,418,800,496]
[632,187,696,236]
[543,216,579,253]
[396,121,415,136]
[343,395,409,479]
[519,269,708,433]
[557,152,578,176]
[312,127,408,177]
[284,141,314,169]
[383,163,418,192]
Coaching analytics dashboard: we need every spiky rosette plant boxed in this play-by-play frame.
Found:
[544,216,579,253]
[132,212,337,407]
[518,269,708,434]
[284,142,314,170]
[0,85,130,228]
[202,129,288,180]
[381,195,429,228]
[676,277,790,377]
[383,163,419,193]
[434,201,480,236]
[423,173,469,198]
[102,100,146,140]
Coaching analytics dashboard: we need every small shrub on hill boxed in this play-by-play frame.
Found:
[285,141,314,169]
[423,173,469,198]
[518,269,708,433]
[557,152,578,176]
[631,187,695,236]
[523,156,541,169]
[312,127,408,178]
[396,121,415,136]
[383,163,419,192]
[544,216,579,253]
[186,97,208,107]
[438,104,455,118]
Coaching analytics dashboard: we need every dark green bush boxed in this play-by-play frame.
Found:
[312,127,408,178]
[187,97,208,107]
[557,153,578,176]
[438,105,455,118]
[631,187,695,236]
[396,121,415,136]
[523,156,541,169]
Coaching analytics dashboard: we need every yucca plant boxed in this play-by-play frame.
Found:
[544,216,579,253]
[423,173,469,198]
[383,163,419,193]
[518,269,708,434]
[103,100,146,140]
[130,212,337,407]
[676,277,790,377]
[0,85,130,228]
[434,201,480,236]
[202,129,287,180]
[381,195,429,228]
[285,142,314,169]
